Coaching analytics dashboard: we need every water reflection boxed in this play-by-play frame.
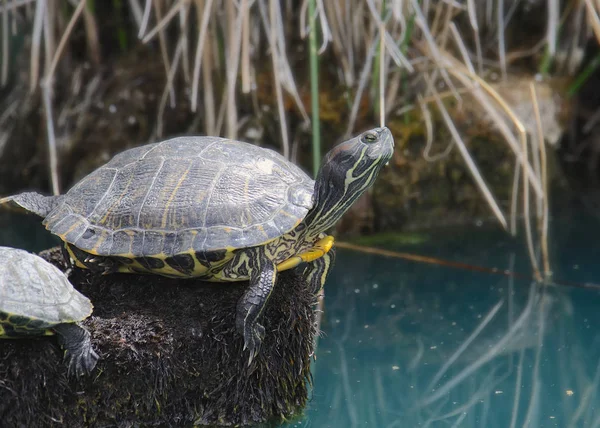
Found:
[293,221,600,428]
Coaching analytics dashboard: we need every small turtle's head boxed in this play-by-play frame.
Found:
[305,127,395,235]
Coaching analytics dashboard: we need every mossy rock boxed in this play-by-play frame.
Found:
[0,247,317,427]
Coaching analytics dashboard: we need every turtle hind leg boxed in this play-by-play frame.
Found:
[235,247,276,365]
[0,192,62,217]
[53,322,99,377]
[65,244,123,275]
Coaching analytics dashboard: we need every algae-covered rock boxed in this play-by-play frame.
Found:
[0,247,317,427]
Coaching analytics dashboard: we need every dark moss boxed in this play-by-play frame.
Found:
[0,247,317,427]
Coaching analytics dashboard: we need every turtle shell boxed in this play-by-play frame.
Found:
[43,137,315,258]
[0,247,93,334]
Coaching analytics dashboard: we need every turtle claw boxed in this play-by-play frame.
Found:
[238,317,265,366]
[54,323,99,378]
[65,346,99,378]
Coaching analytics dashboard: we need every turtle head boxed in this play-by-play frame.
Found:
[305,127,395,235]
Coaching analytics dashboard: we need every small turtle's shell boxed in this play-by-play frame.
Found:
[44,137,315,258]
[0,247,92,332]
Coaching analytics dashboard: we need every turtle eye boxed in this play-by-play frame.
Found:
[361,131,379,144]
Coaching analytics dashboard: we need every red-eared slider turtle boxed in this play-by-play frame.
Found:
[1,127,394,360]
[0,246,98,376]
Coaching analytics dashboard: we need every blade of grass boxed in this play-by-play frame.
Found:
[191,0,213,113]
[567,52,600,96]
[0,0,37,12]
[141,0,186,44]
[547,0,559,56]
[81,0,101,65]
[241,0,251,93]
[157,29,186,137]
[466,0,483,74]
[178,5,191,84]
[127,0,143,26]
[530,82,551,278]
[438,42,545,199]
[268,0,289,157]
[1,0,8,86]
[309,0,320,176]
[377,0,386,126]
[138,0,152,38]
[497,0,507,80]
[410,0,463,105]
[201,11,215,135]
[345,36,378,137]
[225,0,242,139]
[425,73,508,230]
[29,0,45,92]
[520,92,541,281]
[152,0,175,107]
[510,156,520,235]
[418,94,453,162]
[41,0,88,195]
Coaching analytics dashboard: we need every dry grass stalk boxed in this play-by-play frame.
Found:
[152,0,176,107]
[424,73,509,230]
[9,0,588,280]
[378,9,385,127]
[224,0,240,139]
[530,82,551,279]
[141,0,187,44]
[191,0,213,113]
[38,0,87,195]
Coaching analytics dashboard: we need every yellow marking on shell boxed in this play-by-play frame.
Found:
[161,162,192,228]
[278,209,300,219]
[277,235,335,272]
[56,221,81,241]
[277,209,304,229]
[118,258,206,277]
[124,230,136,255]
[256,224,269,239]
[83,247,100,256]
[114,247,238,278]
[0,325,54,337]
[90,231,108,254]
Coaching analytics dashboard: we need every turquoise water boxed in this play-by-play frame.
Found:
[291,215,600,427]
[3,211,600,427]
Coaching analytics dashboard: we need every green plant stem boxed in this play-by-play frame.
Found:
[567,52,600,97]
[309,0,320,177]
[400,13,415,124]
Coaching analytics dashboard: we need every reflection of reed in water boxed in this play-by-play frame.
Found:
[313,244,600,427]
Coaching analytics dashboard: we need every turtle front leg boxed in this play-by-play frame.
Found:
[277,235,334,273]
[53,323,99,377]
[236,247,276,365]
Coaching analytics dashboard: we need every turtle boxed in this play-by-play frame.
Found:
[0,246,99,377]
[1,127,394,361]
